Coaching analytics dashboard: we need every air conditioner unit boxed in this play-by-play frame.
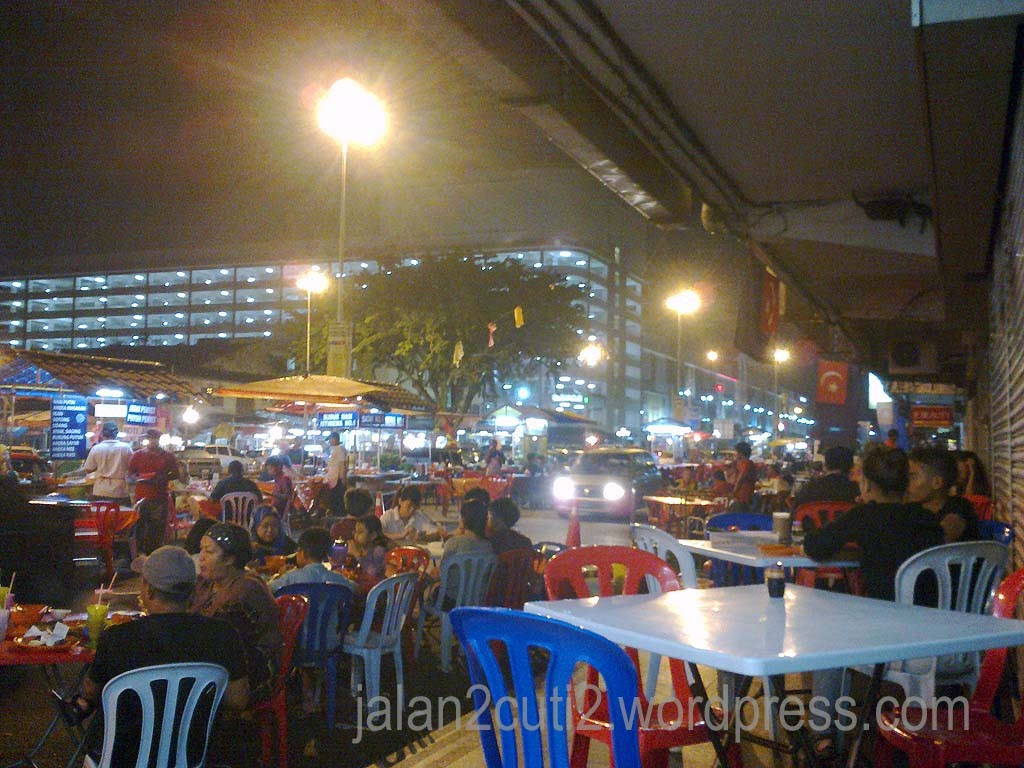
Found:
[888,338,938,375]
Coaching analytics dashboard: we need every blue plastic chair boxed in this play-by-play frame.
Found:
[342,571,419,712]
[274,582,354,729]
[415,550,497,671]
[704,511,773,586]
[979,519,1014,545]
[450,607,642,768]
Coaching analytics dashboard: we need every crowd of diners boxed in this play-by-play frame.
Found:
[58,478,533,764]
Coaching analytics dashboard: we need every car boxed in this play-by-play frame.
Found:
[203,445,261,474]
[173,448,224,483]
[551,447,667,519]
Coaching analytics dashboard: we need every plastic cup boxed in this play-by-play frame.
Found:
[93,588,112,604]
[0,586,9,609]
[86,604,108,646]
[0,609,9,641]
[773,513,792,545]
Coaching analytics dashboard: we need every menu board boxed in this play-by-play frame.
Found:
[359,412,407,429]
[317,411,358,430]
[50,396,88,460]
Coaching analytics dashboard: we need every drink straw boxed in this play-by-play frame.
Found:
[107,572,118,593]
[8,572,14,590]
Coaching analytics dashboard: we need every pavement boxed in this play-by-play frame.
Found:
[0,504,633,768]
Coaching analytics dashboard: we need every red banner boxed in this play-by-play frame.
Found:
[910,405,954,428]
[758,270,780,337]
[816,360,849,405]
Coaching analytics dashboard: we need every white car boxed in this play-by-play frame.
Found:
[203,445,261,474]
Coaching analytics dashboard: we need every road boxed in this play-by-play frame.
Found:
[513,505,634,548]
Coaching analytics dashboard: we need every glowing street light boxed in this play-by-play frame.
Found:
[706,350,719,363]
[297,270,330,377]
[316,78,387,376]
[665,289,702,396]
[577,343,605,367]
[772,347,791,438]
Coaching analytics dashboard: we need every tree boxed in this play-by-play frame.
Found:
[340,255,585,415]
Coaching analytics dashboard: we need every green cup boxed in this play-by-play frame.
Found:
[86,603,108,647]
[0,586,9,609]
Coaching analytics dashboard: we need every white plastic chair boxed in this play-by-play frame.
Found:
[415,550,497,671]
[843,540,1009,703]
[220,492,259,530]
[343,571,419,712]
[630,523,700,698]
[84,662,228,768]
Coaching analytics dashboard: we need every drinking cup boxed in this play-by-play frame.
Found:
[0,608,9,641]
[86,603,108,646]
[93,588,112,604]
[772,512,792,545]
[0,586,9,610]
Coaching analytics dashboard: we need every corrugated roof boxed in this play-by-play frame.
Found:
[0,349,202,401]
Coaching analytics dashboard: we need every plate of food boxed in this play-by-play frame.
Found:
[757,543,803,557]
[12,636,80,652]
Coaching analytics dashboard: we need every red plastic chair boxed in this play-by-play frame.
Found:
[485,548,543,609]
[966,493,994,521]
[76,502,133,581]
[480,475,511,500]
[792,501,861,593]
[874,566,1024,768]
[255,593,309,768]
[385,546,431,575]
[543,545,734,768]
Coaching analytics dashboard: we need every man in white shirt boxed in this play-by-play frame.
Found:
[380,486,445,543]
[82,421,133,504]
[324,432,348,515]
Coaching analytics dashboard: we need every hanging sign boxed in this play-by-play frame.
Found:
[125,402,158,426]
[317,412,359,430]
[359,412,407,429]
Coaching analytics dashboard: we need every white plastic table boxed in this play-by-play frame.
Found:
[526,584,1024,766]
[677,530,861,570]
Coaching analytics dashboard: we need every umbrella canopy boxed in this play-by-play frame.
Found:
[212,374,433,414]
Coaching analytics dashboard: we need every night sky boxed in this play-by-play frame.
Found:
[1,1,565,274]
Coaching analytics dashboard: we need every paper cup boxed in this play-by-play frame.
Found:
[772,513,792,545]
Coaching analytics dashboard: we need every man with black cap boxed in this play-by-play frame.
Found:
[82,421,133,505]
[127,429,180,554]
[67,546,249,765]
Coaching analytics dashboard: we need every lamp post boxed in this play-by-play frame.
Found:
[316,78,387,377]
[665,289,701,397]
[772,347,791,438]
[297,270,330,377]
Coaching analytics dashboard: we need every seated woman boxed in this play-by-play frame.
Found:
[802,446,945,759]
[347,514,389,583]
[250,510,297,564]
[189,522,281,701]
[262,456,294,518]
[486,497,532,554]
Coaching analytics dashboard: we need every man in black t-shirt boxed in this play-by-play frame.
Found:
[209,459,262,502]
[72,547,249,767]
[907,447,980,543]
[792,445,860,509]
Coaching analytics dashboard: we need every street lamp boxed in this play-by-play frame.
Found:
[297,270,330,377]
[665,289,701,396]
[577,343,605,367]
[772,347,791,438]
[316,78,387,376]
[706,349,719,363]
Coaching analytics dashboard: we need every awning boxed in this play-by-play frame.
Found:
[0,349,202,402]
[213,374,433,413]
[641,417,693,436]
[481,404,597,426]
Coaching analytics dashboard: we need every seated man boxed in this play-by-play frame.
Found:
[486,497,532,554]
[380,486,445,543]
[209,459,261,502]
[72,546,249,766]
[792,445,860,508]
[907,446,980,543]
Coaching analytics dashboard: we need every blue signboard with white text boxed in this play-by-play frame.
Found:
[359,412,407,429]
[317,412,358,430]
[125,401,158,426]
[50,396,88,460]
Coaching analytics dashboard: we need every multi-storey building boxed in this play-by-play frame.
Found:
[0,243,647,433]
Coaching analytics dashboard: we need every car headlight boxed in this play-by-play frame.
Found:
[603,481,626,501]
[552,476,575,501]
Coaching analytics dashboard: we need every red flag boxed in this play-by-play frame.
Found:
[759,270,780,337]
[816,360,849,405]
